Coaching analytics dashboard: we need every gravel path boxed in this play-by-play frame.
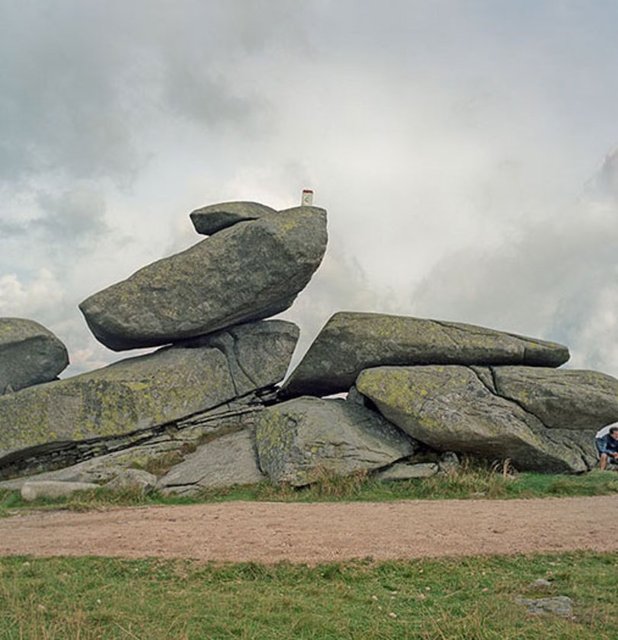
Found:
[1,496,616,564]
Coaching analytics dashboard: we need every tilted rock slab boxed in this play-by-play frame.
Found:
[158,430,266,496]
[80,206,327,350]
[0,318,69,394]
[280,312,569,398]
[0,320,298,470]
[190,201,276,236]
[356,365,618,473]
[255,396,417,486]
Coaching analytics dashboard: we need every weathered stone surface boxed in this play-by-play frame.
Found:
[0,318,69,394]
[376,462,439,481]
[256,396,416,486]
[190,201,276,236]
[356,365,618,473]
[0,320,298,470]
[281,312,569,398]
[21,480,98,502]
[105,469,158,493]
[514,596,573,618]
[80,207,327,350]
[158,430,265,495]
[0,392,267,482]
[492,366,618,430]
[0,441,185,490]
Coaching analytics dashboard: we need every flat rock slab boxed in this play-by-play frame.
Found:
[159,430,265,495]
[0,320,298,470]
[21,480,98,502]
[356,365,618,473]
[189,201,276,235]
[376,462,439,481]
[0,318,69,394]
[256,396,416,486]
[0,496,616,563]
[80,206,327,350]
[281,312,569,398]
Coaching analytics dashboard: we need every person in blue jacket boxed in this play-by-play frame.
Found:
[596,425,618,470]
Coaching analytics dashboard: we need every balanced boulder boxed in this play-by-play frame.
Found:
[80,206,327,350]
[190,201,276,236]
[255,396,417,486]
[356,365,618,473]
[0,318,69,394]
[0,320,298,467]
[281,312,570,398]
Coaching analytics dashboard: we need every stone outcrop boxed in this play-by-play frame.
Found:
[281,312,569,398]
[0,320,298,471]
[356,365,618,473]
[158,430,266,495]
[190,201,276,236]
[255,396,417,486]
[0,318,69,394]
[79,206,327,350]
[2,194,614,489]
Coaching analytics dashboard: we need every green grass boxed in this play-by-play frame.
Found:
[1,464,617,516]
[0,552,615,639]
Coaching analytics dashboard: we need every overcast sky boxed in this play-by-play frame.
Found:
[1,0,617,378]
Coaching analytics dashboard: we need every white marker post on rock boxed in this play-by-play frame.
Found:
[301,189,314,206]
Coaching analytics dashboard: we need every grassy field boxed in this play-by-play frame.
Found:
[1,465,617,516]
[0,552,616,639]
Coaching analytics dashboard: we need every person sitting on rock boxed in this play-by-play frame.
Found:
[596,424,618,470]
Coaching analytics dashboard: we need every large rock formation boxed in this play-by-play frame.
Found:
[356,365,618,473]
[0,318,69,394]
[0,320,298,470]
[190,201,276,236]
[255,396,417,486]
[79,206,327,350]
[281,312,569,398]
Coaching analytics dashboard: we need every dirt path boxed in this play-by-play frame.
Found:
[1,496,616,564]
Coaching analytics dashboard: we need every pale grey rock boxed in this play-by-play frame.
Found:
[80,207,327,350]
[281,312,569,398]
[0,318,69,394]
[190,201,276,235]
[356,365,614,473]
[158,430,265,495]
[105,469,158,493]
[0,320,298,472]
[21,480,98,502]
[256,396,417,486]
[514,596,573,617]
[376,462,439,481]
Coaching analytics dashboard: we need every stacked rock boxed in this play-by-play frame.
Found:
[0,201,328,482]
[2,199,618,497]
[265,312,618,481]
[0,318,69,394]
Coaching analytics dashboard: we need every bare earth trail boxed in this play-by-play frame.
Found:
[1,496,617,564]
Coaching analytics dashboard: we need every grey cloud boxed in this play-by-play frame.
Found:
[36,188,109,242]
[0,220,27,237]
[410,156,618,374]
[0,1,305,187]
